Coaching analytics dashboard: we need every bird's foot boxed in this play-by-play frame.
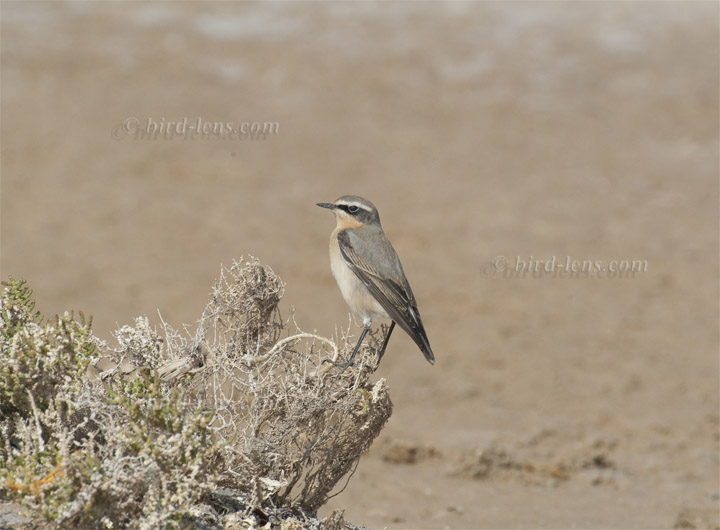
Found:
[322,358,354,373]
[370,351,384,372]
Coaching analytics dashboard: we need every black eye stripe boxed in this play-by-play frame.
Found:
[338,204,362,214]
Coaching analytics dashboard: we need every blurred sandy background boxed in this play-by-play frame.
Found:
[2,1,718,528]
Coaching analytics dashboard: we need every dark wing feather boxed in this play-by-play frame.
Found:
[337,230,435,364]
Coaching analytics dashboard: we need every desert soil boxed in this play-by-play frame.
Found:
[1,2,718,529]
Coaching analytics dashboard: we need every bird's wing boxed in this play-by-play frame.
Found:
[337,230,435,363]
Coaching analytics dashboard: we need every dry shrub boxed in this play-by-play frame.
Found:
[155,258,394,517]
[0,258,392,529]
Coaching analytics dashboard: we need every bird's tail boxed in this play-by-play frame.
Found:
[414,330,435,365]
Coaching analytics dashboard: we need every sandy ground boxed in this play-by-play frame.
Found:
[1,2,718,529]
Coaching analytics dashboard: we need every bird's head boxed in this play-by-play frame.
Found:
[317,195,380,229]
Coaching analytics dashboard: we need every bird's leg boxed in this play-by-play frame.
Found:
[373,320,396,370]
[324,324,370,372]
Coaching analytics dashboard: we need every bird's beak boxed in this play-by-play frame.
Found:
[316,202,336,210]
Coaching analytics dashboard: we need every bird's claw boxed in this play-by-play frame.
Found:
[321,358,354,373]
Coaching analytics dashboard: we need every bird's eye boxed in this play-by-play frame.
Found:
[348,205,359,213]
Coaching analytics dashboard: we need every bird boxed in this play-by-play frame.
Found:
[317,195,435,370]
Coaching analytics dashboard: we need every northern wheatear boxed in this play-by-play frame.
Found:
[317,195,435,369]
